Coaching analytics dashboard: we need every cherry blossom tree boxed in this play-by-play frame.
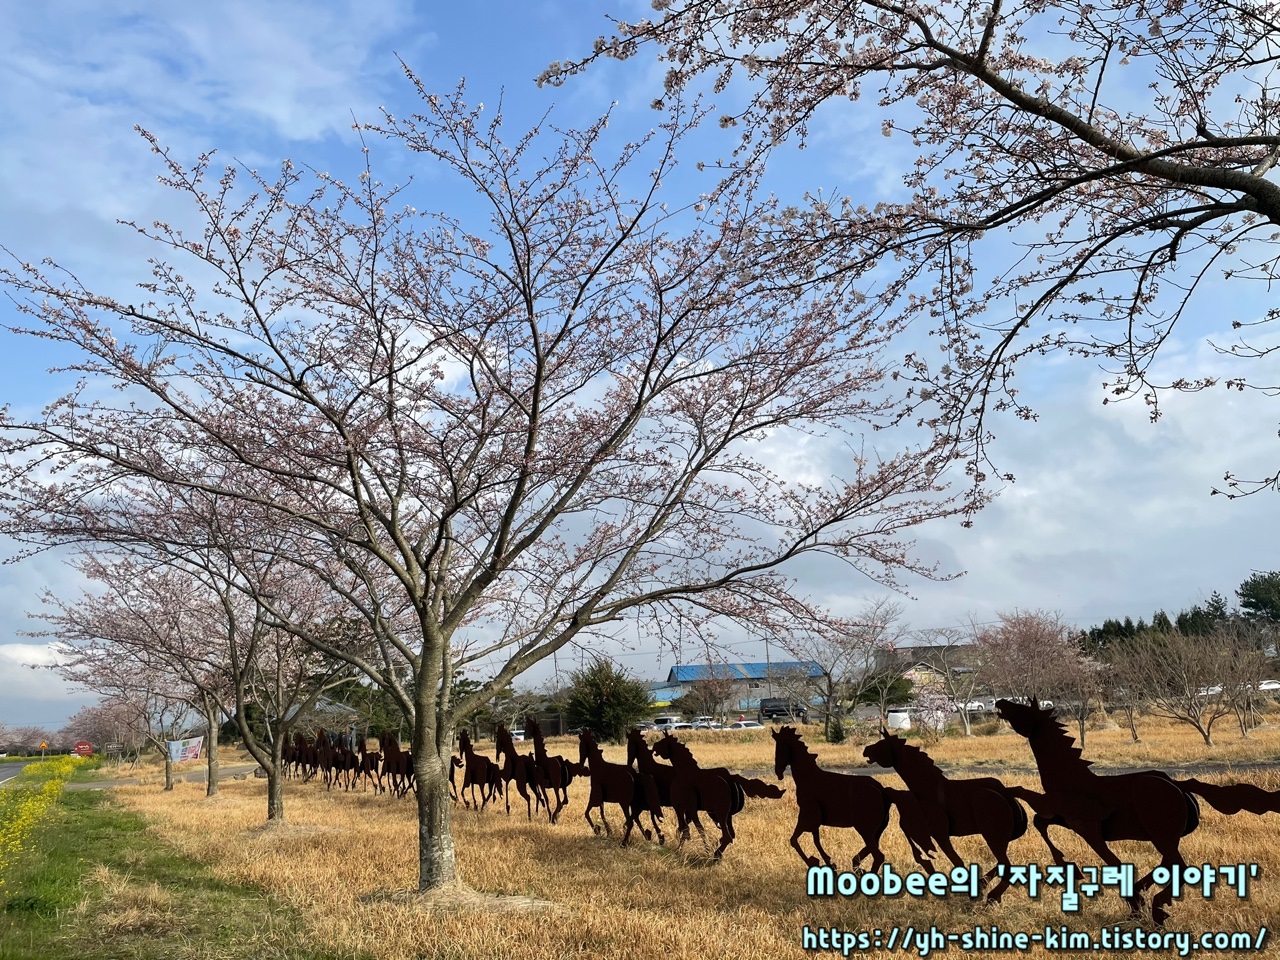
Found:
[39,541,356,818]
[0,80,971,893]
[552,1,1280,501]
[60,702,148,766]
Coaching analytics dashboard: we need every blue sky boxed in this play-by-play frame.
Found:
[2,3,1279,729]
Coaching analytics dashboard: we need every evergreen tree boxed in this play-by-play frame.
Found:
[563,659,651,743]
[1238,572,1280,624]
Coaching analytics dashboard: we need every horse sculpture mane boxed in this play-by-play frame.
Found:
[996,699,1094,772]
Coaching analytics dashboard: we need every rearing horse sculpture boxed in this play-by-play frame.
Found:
[864,730,1027,903]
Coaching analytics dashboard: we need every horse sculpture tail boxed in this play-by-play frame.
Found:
[884,787,938,860]
[1180,778,1280,817]
[731,774,786,800]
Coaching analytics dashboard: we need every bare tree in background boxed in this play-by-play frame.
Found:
[783,598,907,741]
[1106,626,1243,746]
[914,627,985,736]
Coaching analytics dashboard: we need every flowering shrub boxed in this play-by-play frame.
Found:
[0,756,80,889]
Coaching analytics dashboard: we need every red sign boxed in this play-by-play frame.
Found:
[73,741,93,756]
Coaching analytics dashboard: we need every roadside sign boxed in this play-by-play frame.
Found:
[105,742,124,757]
[38,740,47,750]
[73,741,93,757]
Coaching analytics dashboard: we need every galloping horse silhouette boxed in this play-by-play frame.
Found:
[578,728,664,846]
[524,716,577,823]
[457,730,501,811]
[773,725,936,872]
[864,730,1027,902]
[495,724,546,821]
[651,732,783,860]
[995,698,1198,925]
[626,727,686,844]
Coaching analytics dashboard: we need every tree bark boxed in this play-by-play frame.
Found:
[163,753,174,791]
[413,737,457,890]
[267,738,284,821]
[204,698,220,798]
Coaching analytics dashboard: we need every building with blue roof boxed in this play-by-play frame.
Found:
[653,661,824,714]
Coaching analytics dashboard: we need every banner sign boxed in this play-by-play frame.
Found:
[166,736,204,763]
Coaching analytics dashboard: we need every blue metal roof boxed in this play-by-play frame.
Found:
[666,661,823,683]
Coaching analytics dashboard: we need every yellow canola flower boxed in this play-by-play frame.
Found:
[0,756,82,889]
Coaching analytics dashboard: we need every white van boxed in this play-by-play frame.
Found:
[650,716,683,733]
[885,709,912,731]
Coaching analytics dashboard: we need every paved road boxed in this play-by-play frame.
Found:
[0,760,36,785]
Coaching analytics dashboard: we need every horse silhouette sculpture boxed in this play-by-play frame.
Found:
[773,725,937,873]
[863,730,1027,903]
[457,730,502,811]
[626,727,688,843]
[449,755,462,803]
[353,736,384,794]
[578,728,664,846]
[524,716,577,824]
[651,732,783,859]
[995,698,1202,925]
[378,730,415,798]
[495,724,547,821]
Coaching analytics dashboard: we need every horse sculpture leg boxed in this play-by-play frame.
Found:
[1072,820,1146,919]
[789,823,821,867]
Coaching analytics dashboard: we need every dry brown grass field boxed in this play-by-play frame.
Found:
[106,717,1280,960]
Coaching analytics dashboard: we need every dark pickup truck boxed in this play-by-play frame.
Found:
[758,698,809,722]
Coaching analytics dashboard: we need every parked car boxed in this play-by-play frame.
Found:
[727,720,764,730]
[650,716,684,733]
[1005,696,1053,709]
[1258,680,1280,693]
[758,698,810,722]
[510,729,526,741]
[951,700,986,713]
[692,718,723,730]
[1196,685,1224,698]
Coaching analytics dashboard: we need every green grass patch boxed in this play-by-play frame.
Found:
[0,791,367,960]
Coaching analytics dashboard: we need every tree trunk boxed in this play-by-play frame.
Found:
[164,753,174,791]
[267,738,284,821]
[1125,706,1141,743]
[413,739,457,891]
[205,699,220,798]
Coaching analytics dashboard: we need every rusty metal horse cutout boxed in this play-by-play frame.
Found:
[457,729,501,811]
[578,728,664,845]
[864,729,1028,903]
[773,725,937,873]
[495,723,547,821]
[995,698,1199,925]
[651,732,783,860]
[524,716,577,823]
